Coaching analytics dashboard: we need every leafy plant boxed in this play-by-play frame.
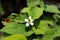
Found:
[0,0,60,40]
[2,34,27,40]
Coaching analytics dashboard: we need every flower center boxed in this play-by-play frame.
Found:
[28,18,30,23]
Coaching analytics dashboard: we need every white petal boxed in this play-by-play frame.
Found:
[30,22,34,25]
[30,19,34,22]
[24,19,28,22]
[26,23,30,27]
[29,16,32,19]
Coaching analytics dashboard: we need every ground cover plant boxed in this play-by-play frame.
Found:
[0,0,60,40]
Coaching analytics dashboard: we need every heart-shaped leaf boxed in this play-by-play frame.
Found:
[28,7,43,19]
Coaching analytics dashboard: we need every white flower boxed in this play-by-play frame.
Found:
[24,19,28,22]
[29,16,32,19]
[26,23,30,27]
[24,16,34,27]
[30,22,34,25]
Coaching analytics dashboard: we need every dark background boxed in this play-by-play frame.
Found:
[44,0,60,4]
[0,0,27,29]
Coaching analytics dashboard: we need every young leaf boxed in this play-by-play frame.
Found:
[28,7,43,19]
[8,13,27,23]
[8,13,18,19]
[13,14,27,23]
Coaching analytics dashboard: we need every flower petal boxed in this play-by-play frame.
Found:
[29,16,32,19]
[30,19,34,22]
[24,19,28,22]
[30,22,34,25]
[26,23,30,27]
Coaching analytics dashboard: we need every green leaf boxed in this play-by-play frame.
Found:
[21,7,31,13]
[28,7,43,19]
[25,30,33,36]
[42,28,56,40]
[27,0,40,7]
[9,13,27,23]
[38,20,50,31]
[8,13,18,19]
[32,27,45,34]
[42,26,60,40]
[44,5,60,13]
[13,14,27,23]
[53,26,60,37]
[40,0,45,8]
[1,22,26,34]
[1,22,33,36]
[2,34,27,40]
[32,20,53,34]
[32,38,41,40]
[53,14,60,22]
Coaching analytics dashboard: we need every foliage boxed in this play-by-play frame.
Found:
[0,0,60,40]
[1,34,27,40]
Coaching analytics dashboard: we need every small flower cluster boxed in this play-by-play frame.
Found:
[24,16,34,27]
